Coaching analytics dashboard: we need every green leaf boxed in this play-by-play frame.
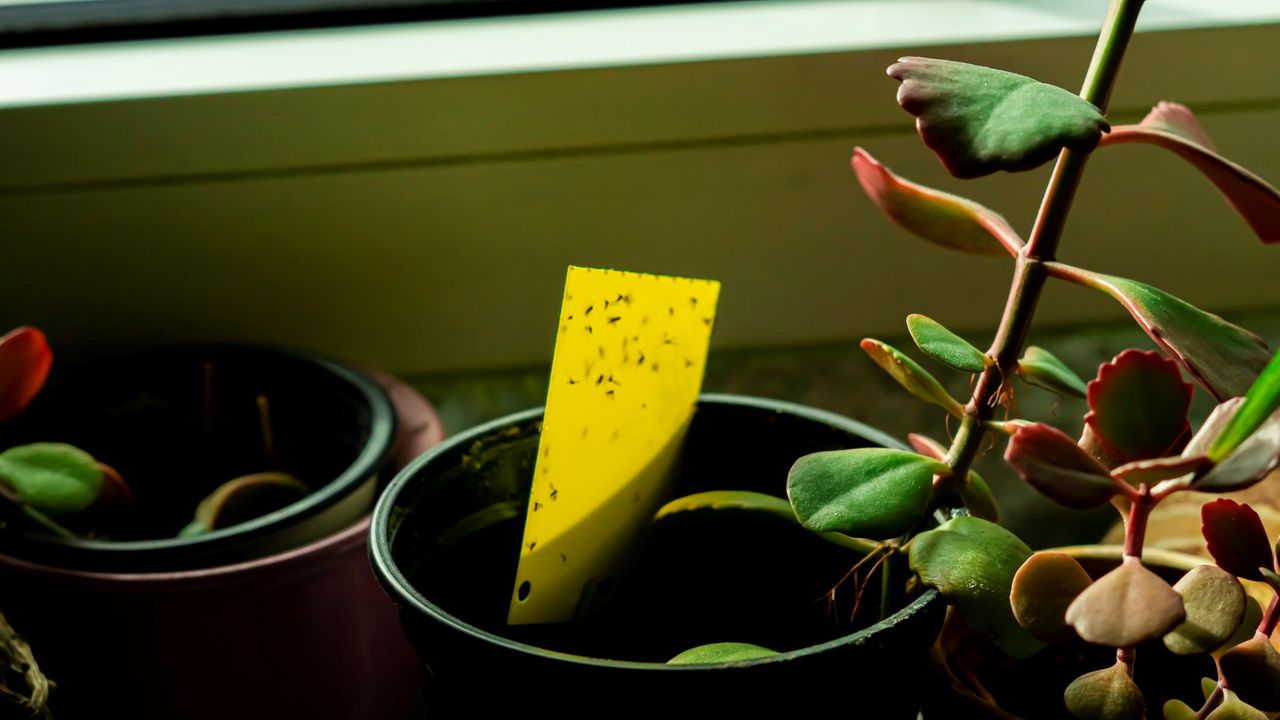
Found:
[1163,565,1247,655]
[1207,689,1269,720]
[653,490,878,554]
[888,57,1109,179]
[0,442,103,516]
[1100,102,1280,245]
[787,449,944,539]
[1085,350,1193,463]
[1064,661,1146,720]
[181,472,309,537]
[1004,423,1118,509]
[860,338,965,417]
[1049,265,1271,401]
[906,314,990,373]
[1196,414,1280,492]
[851,148,1022,255]
[667,642,779,665]
[1163,699,1197,720]
[1018,346,1088,398]
[908,515,1044,658]
[1010,551,1093,642]
[1066,557,1186,647]
[1208,350,1280,462]
[961,469,1000,523]
[1219,636,1280,712]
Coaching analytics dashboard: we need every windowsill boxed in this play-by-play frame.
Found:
[2,0,1278,109]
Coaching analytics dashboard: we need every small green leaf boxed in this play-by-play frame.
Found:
[1085,350,1193,463]
[1162,699,1197,720]
[861,338,965,417]
[961,469,1000,523]
[1004,423,1118,509]
[1208,350,1280,462]
[1010,552,1093,642]
[1207,689,1269,720]
[1018,346,1088,398]
[906,314,990,374]
[787,449,944,539]
[1219,636,1280,712]
[1064,661,1146,720]
[1049,265,1271,401]
[0,442,103,516]
[888,57,1109,179]
[667,642,778,665]
[851,148,1022,256]
[653,490,877,554]
[1066,557,1186,647]
[1164,565,1247,655]
[908,515,1044,658]
[1100,102,1280,245]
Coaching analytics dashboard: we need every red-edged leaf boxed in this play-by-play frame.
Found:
[1048,264,1271,401]
[1185,398,1246,458]
[1085,350,1193,463]
[860,338,965,417]
[1100,102,1280,244]
[1111,454,1206,487]
[1004,423,1118,509]
[908,433,947,461]
[0,326,52,423]
[888,57,1108,179]
[1202,499,1274,581]
[1195,412,1280,492]
[851,149,1021,256]
[1208,350,1280,462]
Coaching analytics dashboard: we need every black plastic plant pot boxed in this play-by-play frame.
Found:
[0,345,397,573]
[371,393,946,717]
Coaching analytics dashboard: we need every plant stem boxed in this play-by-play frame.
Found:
[1196,684,1225,720]
[939,0,1144,486]
[1259,591,1280,637]
[1122,484,1153,558]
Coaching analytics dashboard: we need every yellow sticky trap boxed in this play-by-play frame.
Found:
[508,266,720,626]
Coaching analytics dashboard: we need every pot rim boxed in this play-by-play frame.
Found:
[370,392,942,672]
[3,345,397,565]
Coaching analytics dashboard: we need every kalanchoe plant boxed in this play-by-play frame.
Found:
[658,0,1280,714]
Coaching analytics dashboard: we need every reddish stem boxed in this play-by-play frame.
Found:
[1259,591,1280,638]
[1122,484,1153,558]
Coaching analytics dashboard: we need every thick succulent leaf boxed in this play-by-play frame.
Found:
[908,433,947,460]
[1100,102,1280,245]
[961,469,1000,523]
[1219,637,1280,712]
[1207,689,1269,720]
[851,148,1022,256]
[1004,423,1118,509]
[0,442,102,516]
[0,326,53,423]
[908,515,1044,658]
[861,339,965,417]
[1218,596,1263,656]
[1010,551,1093,642]
[1066,556,1186,647]
[1201,499,1273,581]
[652,490,877,554]
[179,472,308,537]
[1186,399,1247,458]
[1163,565,1247,655]
[1018,346,1089,398]
[906,314,990,373]
[786,448,944,539]
[1163,700,1197,720]
[888,57,1109,179]
[1195,413,1280,492]
[1063,661,1146,720]
[1085,350,1193,463]
[1209,351,1280,462]
[667,642,778,665]
[1048,265,1271,401]
[1112,455,1206,488]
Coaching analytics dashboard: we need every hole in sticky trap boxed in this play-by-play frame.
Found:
[518,581,532,602]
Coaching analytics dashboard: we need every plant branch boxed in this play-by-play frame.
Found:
[1258,591,1280,638]
[1122,484,1153,558]
[1196,683,1225,720]
[939,0,1145,488]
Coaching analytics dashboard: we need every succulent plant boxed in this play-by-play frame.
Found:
[662,0,1280,715]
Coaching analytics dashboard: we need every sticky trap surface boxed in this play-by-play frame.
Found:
[509,266,720,625]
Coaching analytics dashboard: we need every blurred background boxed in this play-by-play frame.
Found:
[1,0,1277,547]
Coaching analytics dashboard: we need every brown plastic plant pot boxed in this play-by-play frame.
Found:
[0,345,398,573]
[371,393,948,718]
